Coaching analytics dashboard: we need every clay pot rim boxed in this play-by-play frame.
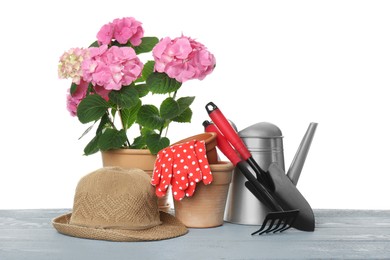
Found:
[101,148,154,156]
[173,132,217,150]
[101,132,217,155]
[209,161,234,171]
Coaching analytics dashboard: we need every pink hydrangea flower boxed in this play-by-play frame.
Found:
[81,45,144,91]
[97,17,144,46]
[93,85,110,101]
[66,79,89,116]
[58,48,88,84]
[96,23,114,45]
[153,36,216,82]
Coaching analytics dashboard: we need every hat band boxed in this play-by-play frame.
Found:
[101,220,163,231]
[72,220,163,231]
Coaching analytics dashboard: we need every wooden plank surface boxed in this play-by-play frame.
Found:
[0,209,389,259]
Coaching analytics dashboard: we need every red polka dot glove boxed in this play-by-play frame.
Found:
[151,140,212,200]
[151,147,174,197]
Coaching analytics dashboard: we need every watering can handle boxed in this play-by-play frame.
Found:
[205,102,251,160]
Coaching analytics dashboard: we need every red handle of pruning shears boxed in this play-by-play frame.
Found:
[205,102,274,191]
[203,120,241,166]
[205,102,252,160]
[203,120,281,211]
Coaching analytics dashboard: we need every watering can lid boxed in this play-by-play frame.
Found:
[239,122,283,138]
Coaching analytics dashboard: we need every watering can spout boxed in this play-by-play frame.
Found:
[287,122,318,185]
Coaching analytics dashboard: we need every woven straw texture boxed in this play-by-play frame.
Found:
[52,167,187,241]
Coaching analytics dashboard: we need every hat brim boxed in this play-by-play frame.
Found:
[52,212,188,242]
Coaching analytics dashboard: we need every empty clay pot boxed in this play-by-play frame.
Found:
[173,161,234,228]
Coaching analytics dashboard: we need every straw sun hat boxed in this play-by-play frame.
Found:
[52,167,188,241]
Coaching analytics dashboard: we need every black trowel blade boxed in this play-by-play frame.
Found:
[267,163,315,231]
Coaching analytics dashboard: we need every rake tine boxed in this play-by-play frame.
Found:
[251,215,280,235]
[267,218,283,233]
[261,219,278,235]
[253,218,283,235]
[272,221,290,233]
[251,210,300,235]
[273,211,299,233]
[276,223,292,233]
[277,214,298,233]
[252,227,269,236]
[251,216,276,235]
[251,220,270,235]
[252,219,288,235]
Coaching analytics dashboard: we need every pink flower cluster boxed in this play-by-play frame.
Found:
[66,81,111,116]
[97,17,144,46]
[60,17,216,117]
[66,79,89,116]
[153,36,216,82]
[81,45,144,91]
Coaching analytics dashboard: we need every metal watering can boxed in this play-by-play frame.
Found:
[224,122,318,225]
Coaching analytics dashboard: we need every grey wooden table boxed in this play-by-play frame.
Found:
[0,209,389,259]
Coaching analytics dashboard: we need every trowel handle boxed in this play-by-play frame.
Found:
[205,102,251,160]
[203,120,241,166]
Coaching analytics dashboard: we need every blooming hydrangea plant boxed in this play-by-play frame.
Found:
[58,17,216,155]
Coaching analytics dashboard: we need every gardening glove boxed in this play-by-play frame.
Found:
[151,140,212,200]
[172,140,213,200]
[151,147,174,198]
[183,140,212,198]
[170,140,201,200]
[151,142,190,199]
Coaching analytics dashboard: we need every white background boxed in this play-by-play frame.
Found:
[0,0,389,210]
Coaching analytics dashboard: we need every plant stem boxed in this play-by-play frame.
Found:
[163,90,178,137]
[106,111,117,130]
[118,108,131,147]
[163,120,171,137]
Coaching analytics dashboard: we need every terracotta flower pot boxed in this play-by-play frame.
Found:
[101,149,170,212]
[173,132,218,164]
[173,161,234,228]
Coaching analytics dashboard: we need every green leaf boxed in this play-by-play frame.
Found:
[96,113,111,134]
[140,127,157,136]
[146,72,182,94]
[135,60,155,84]
[109,85,139,108]
[172,107,193,123]
[120,100,142,130]
[83,135,100,155]
[177,96,195,114]
[134,84,149,98]
[89,41,99,47]
[70,83,78,95]
[110,107,117,118]
[142,60,155,81]
[145,134,170,154]
[136,105,165,129]
[98,129,127,151]
[134,37,159,54]
[130,136,146,149]
[111,40,124,47]
[160,97,180,120]
[77,95,110,124]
